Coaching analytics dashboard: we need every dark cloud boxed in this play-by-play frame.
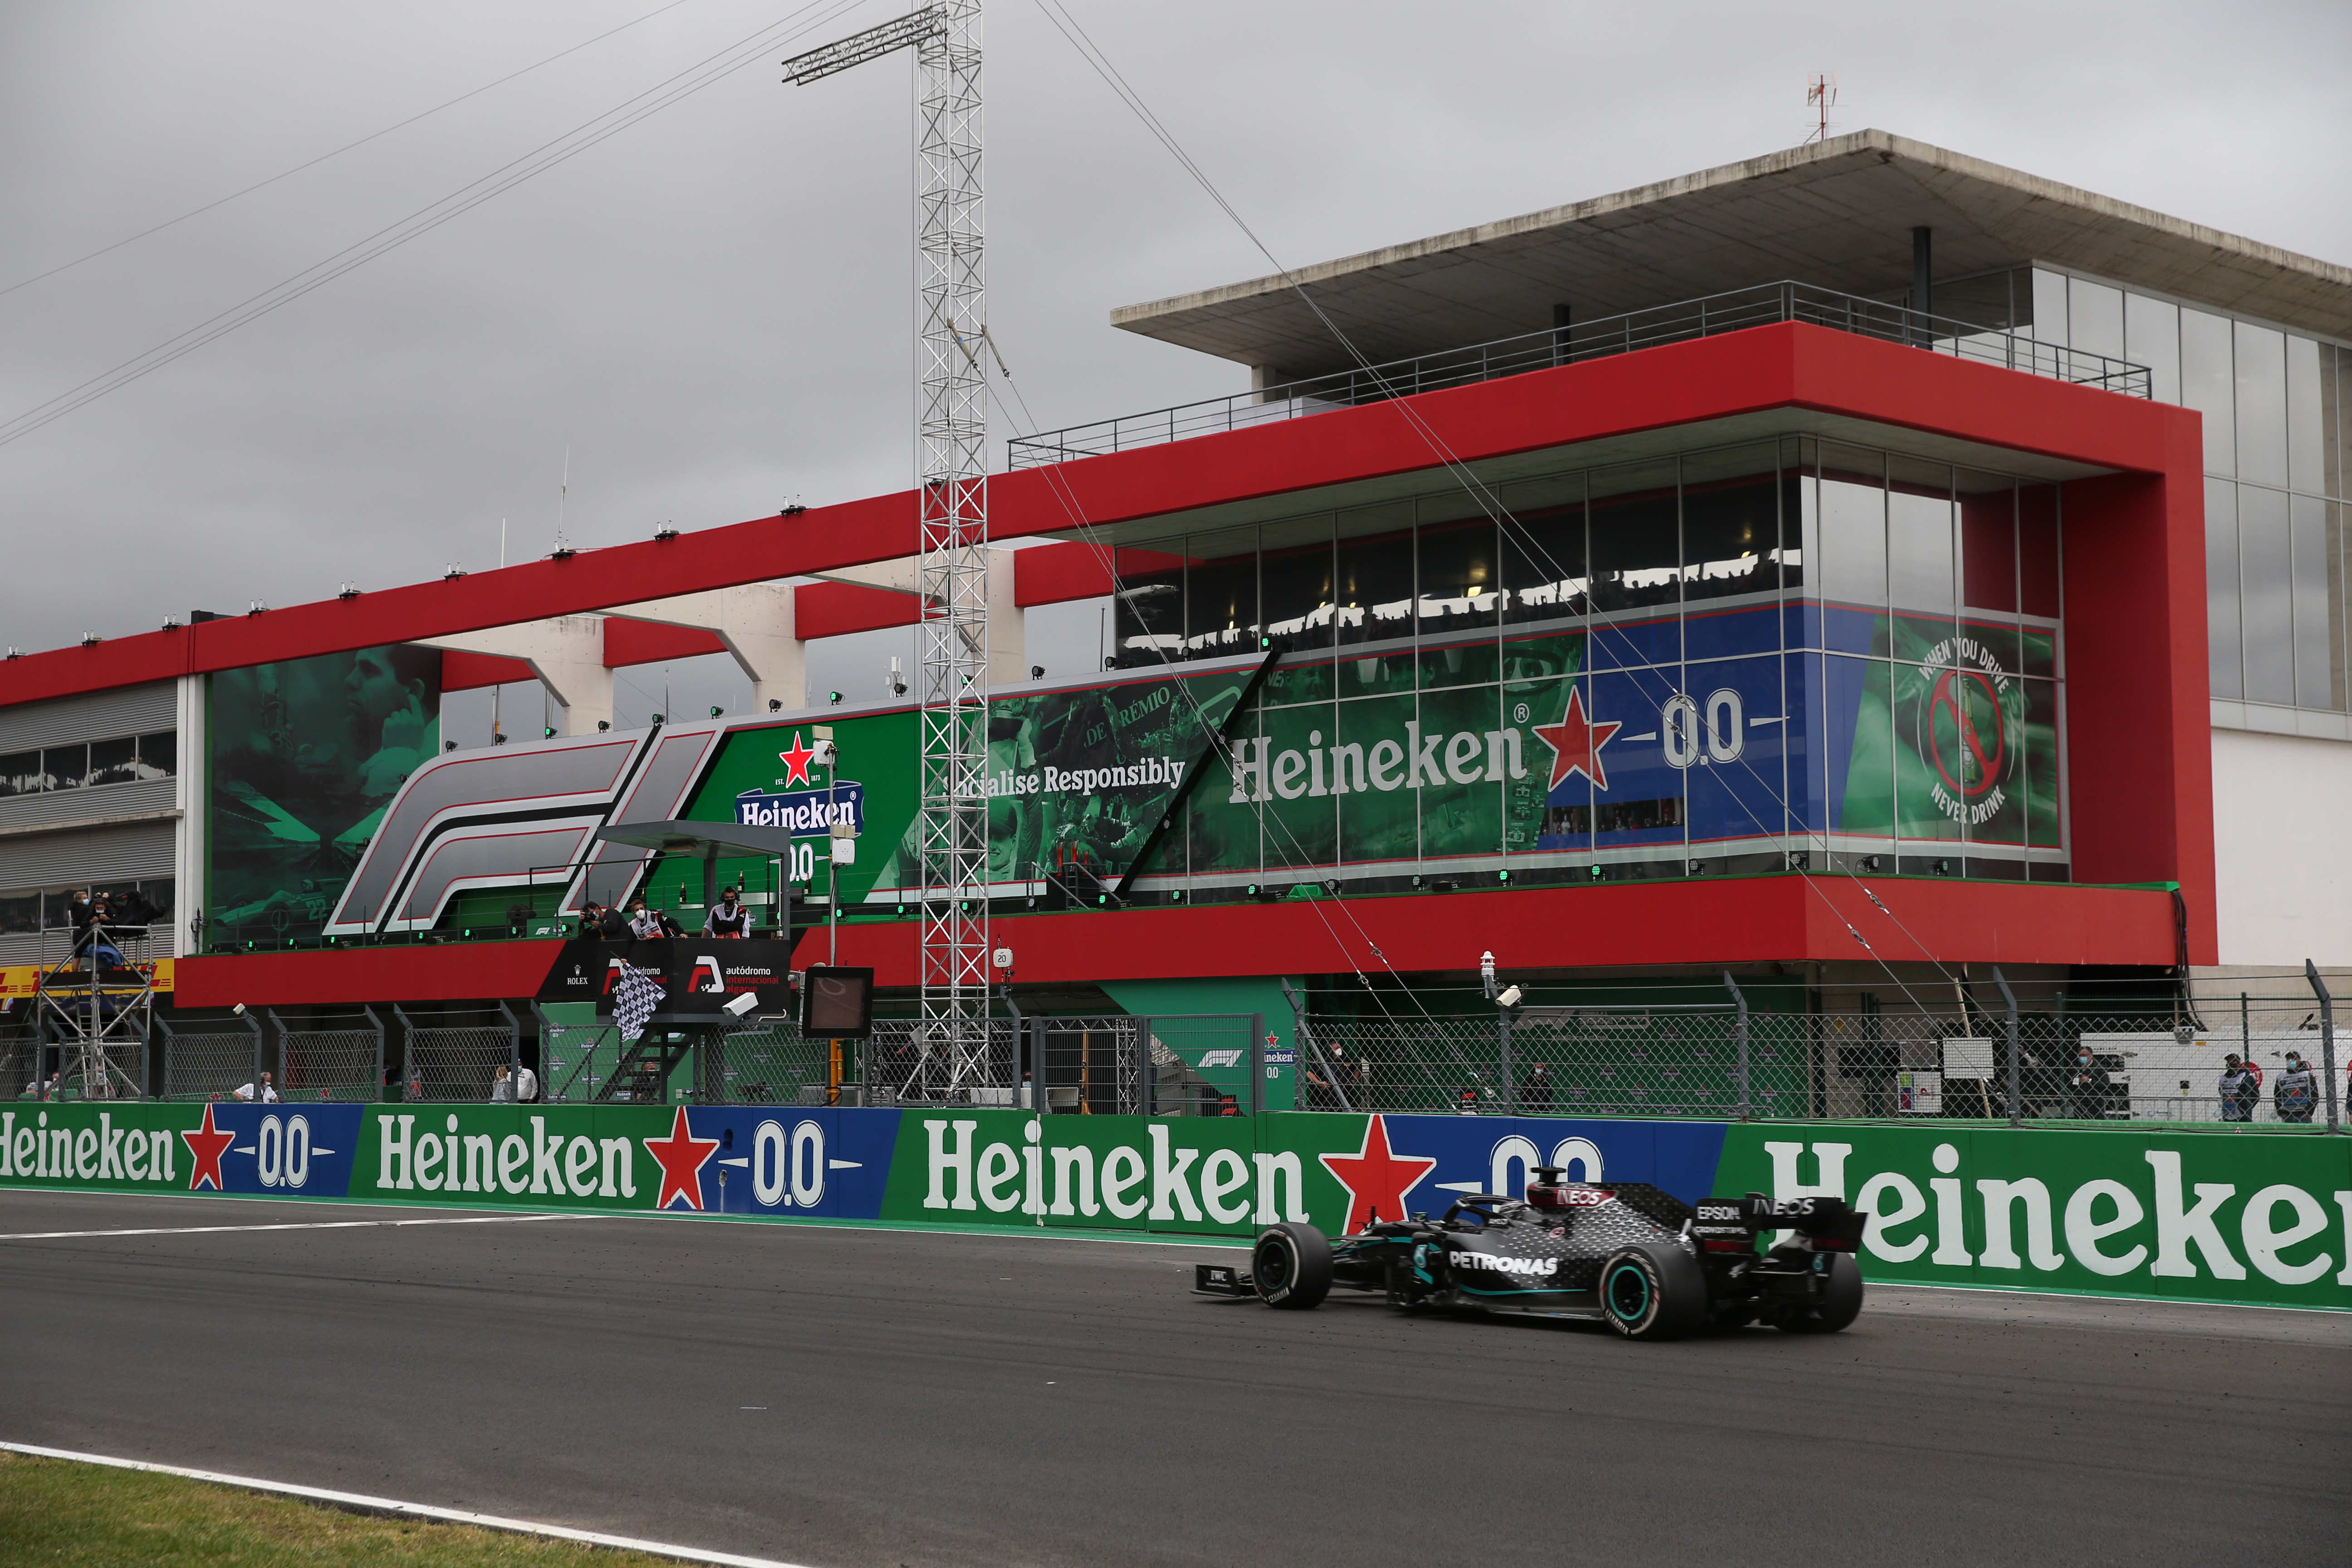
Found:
[3,0,2345,736]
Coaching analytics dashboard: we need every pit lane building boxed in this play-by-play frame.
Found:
[3,129,2347,1055]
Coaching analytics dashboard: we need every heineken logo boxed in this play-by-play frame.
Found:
[1916,637,2018,827]
[736,780,864,835]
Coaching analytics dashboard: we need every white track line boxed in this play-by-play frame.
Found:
[0,1214,604,1241]
[0,1441,820,1568]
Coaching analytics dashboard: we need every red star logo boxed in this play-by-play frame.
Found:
[1531,684,1621,792]
[180,1103,235,1193]
[778,731,816,786]
[1318,1115,1438,1234]
[642,1107,720,1211]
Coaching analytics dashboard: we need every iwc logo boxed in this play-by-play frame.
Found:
[1915,637,2020,827]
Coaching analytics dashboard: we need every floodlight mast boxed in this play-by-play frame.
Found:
[786,3,992,1086]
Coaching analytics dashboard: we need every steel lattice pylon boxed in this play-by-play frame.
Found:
[786,4,991,1086]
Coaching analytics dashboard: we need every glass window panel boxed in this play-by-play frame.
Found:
[42,743,87,790]
[41,891,76,928]
[1411,514,1498,645]
[1416,684,1503,862]
[1184,528,1257,661]
[1334,521,1415,648]
[0,749,35,796]
[1933,271,2019,332]
[1886,456,1955,616]
[2334,501,2349,711]
[1259,516,1334,655]
[1337,649,1414,698]
[1335,693,1421,865]
[1111,557,1184,669]
[0,893,35,934]
[2030,270,2069,346]
[1828,656,1895,843]
[2287,335,2326,496]
[141,878,176,920]
[2234,321,2288,487]
[2022,677,2063,850]
[2180,309,2235,476]
[1414,639,1494,691]
[1186,721,1258,877]
[2334,344,2349,501]
[2205,478,2241,699]
[135,730,177,780]
[1502,500,1586,625]
[1680,654,1788,846]
[1817,444,1887,608]
[2068,279,2124,360]
[2019,485,2062,622]
[85,735,137,788]
[1500,628,1588,850]
[2124,292,2180,405]
[1258,700,1338,869]
[1891,657,1966,848]
[1957,470,2017,614]
[2239,485,2293,704]
[1678,443,1782,606]
[2292,494,2337,710]
[1587,460,1680,609]
[1781,652,1827,840]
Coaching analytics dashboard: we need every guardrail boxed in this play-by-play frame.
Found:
[1010,280,2152,469]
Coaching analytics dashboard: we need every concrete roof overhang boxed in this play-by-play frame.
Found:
[1113,129,2352,377]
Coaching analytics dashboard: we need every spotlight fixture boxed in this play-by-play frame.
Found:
[596,720,611,732]
[444,740,458,752]
[768,699,782,713]
[708,705,723,719]
[1859,854,1883,872]
[79,631,100,646]
[337,583,359,600]
[828,691,843,706]
[492,732,508,745]
[160,617,181,631]
[1932,858,1954,876]
[650,712,666,725]
[1029,665,1044,679]
[654,522,679,541]
[247,601,267,616]
[1497,869,1513,885]
[780,502,807,517]
[444,564,465,581]
[551,545,576,561]
[1786,851,1810,872]
[3,648,20,660]
[1588,864,1606,882]
[542,726,557,739]
[1687,858,1707,875]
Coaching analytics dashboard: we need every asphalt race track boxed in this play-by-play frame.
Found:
[3,1191,2347,1568]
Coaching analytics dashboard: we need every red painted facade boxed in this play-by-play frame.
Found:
[21,322,2212,1000]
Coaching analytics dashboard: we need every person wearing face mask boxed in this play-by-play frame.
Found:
[2064,1044,2112,1119]
[2273,1051,2317,1124]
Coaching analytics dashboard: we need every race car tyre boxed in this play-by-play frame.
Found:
[1597,1244,1706,1340]
[1252,1223,1332,1310]
[1774,1253,1864,1334]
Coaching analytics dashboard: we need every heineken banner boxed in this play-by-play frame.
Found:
[8,1103,2344,1311]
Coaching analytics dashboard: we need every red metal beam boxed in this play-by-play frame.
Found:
[602,617,728,668]
[438,650,537,693]
[794,580,921,641]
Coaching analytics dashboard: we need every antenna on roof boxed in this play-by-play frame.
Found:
[1805,74,1838,146]
[555,444,572,557]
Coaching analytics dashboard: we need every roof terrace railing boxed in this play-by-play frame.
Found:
[1008,280,2152,469]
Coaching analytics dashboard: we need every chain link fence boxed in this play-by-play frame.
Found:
[1294,1002,2346,1127]
[270,1008,383,1102]
[158,1014,263,1102]
[393,1004,519,1103]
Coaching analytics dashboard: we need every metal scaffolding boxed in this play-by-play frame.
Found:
[787,2,991,1085]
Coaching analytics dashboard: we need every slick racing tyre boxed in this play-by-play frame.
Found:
[1252,1223,1333,1310]
[1597,1244,1706,1341]
[1774,1252,1864,1334]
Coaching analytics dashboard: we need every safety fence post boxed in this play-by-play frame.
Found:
[1992,967,2020,1128]
[2308,960,2340,1134]
[1725,970,1750,1121]
[1249,1012,1265,1117]
[1499,1005,1514,1113]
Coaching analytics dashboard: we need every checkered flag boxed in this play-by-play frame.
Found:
[613,961,666,1042]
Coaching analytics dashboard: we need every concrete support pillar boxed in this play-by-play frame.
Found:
[803,549,1026,694]
[422,617,614,736]
[610,583,805,715]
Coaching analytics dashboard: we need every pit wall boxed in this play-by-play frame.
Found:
[4,1104,2346,1313]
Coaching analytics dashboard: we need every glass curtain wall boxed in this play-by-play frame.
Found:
[2037,268,2349,714]
[1114,434,2068,889]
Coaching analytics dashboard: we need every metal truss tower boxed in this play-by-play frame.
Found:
[786,3,992,1081]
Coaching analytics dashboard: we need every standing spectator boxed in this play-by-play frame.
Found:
[2065,1046,2112,1120]
[232,1072,279,1103]
[627,897,663,941]
[490,1064,515,1103]
[2274,1051,2318,1124]
[595,901,632,942]
[1521,1061,1553,1112]
[2218,1054,2261,1122]
[516,1062,540,1103]
[407,1071,425,1102]
[705,888,750,939]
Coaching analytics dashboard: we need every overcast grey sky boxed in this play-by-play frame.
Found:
[3,0,2347,739]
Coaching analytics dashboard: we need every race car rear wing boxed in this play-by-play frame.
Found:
[1690,1192,1869,1253]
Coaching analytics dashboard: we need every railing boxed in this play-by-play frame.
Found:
[1009,281,2152,469]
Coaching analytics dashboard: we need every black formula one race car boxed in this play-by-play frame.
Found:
[1194,1166,1867,1340]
